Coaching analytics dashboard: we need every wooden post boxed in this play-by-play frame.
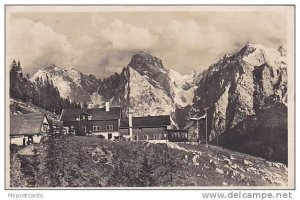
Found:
[204,107,209,146]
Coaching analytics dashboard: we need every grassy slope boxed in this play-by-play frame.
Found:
[10,136,287,188]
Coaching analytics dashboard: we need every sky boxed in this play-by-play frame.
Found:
[6,6,293,78]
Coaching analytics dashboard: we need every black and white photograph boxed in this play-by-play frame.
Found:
[5,5,295,189]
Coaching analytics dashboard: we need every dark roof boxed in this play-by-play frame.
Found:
[120,115,171,128]
[167,129,188,132]
[10,114,47,136]
[60,107,122,122]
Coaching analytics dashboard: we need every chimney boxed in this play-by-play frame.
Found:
[128,112,133,140]
[105,102,110,112]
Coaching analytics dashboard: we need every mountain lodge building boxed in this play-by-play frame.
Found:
[59,102,188,142]
[60,103,122,139]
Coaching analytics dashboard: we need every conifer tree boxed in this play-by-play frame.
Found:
[137,154,155,187]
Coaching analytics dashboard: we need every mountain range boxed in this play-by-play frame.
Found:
[31,51,202,118]
[30,43,288,164]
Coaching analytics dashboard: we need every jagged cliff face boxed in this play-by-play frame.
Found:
[127,51,199,108]
[180,44,287,142]
[128,51,171,96]
[123,66,174,116]
[123,51,200,116]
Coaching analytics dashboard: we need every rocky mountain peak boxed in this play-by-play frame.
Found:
[237,43,271,58]
[126,51,174,102]
[128,51,164,70]
[237,43,257,56]
[233,43,286,69]
[42,64,62,72]
[239,43,286,58]
[136,50,151,56]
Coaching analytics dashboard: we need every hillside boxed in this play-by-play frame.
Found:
[10,136,287,187]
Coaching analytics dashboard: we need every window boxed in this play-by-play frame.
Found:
[88,116,92,120]
[70,126,76,134]
[180,132,187,138]
[174,132,178,138]
[27,136,33,145]
[106,125,113,131]
[42,124,48,132]
[143,135,149,140]
[154,134,161,140]
[93,126,101,131]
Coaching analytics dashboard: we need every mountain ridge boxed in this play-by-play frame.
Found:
[31,51,201,117]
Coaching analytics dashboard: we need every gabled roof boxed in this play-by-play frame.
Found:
[79,111,91,116]
[60,107,122,122]
[10,114,48,136]
[120,115,171,128]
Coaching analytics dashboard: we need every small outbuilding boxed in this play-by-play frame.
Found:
[10,113,50,146]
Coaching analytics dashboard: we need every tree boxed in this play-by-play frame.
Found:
[108,161,136,187]
[17,61,22,71]
[137,154,155,187]
[160,144,178,186]
[9,60,22,99]
[10,60,21,74]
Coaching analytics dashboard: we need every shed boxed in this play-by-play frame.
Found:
[10,113,50,146]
